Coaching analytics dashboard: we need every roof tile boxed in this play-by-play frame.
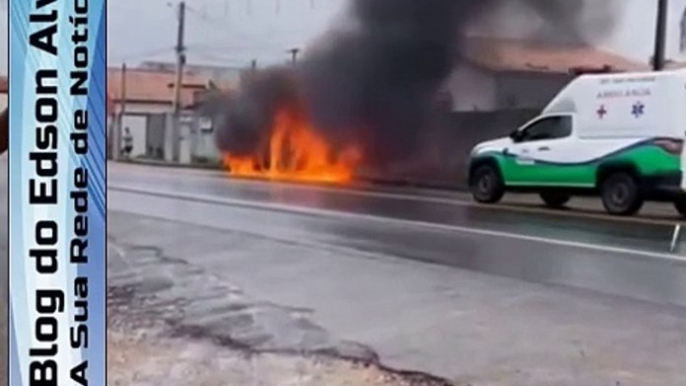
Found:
[107,67,211,107]
[463,37,650,74]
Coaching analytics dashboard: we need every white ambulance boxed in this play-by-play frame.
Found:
[468,69,686,216]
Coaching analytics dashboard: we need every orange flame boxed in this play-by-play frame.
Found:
[223,107,362,184]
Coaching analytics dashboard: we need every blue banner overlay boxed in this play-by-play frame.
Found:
[9,0,106,385]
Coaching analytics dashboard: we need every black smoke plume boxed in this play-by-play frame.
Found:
[212,0,618,171]
[212,68,301,158]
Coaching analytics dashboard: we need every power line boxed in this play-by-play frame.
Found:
[189,49,291,68]
[187,52,257,68]
[185,40,285,52]
[186,0,329,19]
[109,46,176,64]
[184,4,274,46]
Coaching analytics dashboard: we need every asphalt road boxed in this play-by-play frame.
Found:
[107,162,686,385]
[109,162,686,308]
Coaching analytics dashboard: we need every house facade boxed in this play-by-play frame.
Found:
[107,65,232,161]
[444,37,650,112]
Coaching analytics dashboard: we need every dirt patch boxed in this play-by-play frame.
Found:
[108,325,445,386]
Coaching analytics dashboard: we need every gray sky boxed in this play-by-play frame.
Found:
[1,0,686,74]
[107,0,346,69]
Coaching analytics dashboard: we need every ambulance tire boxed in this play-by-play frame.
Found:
[673,197,686,217]
[470,164,505,204]
[539,192,570,209]
[600,172,644,216]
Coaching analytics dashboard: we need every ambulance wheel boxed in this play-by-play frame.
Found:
[673,197,686,217]
[470,164,504,204]
[600,172,644,216]
[540,192,570,208]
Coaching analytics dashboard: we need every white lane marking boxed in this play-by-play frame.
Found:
[109,164,683,226]
[671,225,683,252]
[109,184,686,264]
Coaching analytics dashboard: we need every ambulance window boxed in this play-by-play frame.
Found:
[520,116,572,142]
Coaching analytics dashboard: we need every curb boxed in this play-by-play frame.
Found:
[115,159,223,171]
[113,159,471,192]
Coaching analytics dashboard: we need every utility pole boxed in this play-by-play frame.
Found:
[288,48,300,66]
[171,1,186,163]
[114,63,127,161]
[653,0,669,71]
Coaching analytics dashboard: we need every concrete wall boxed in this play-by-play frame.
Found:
[495,72,571,110]
[141,112,220,164]
[445,65,572,112]
[108,99,200,161]
[191,116,221,163]
[173,106,539,189]
[146,114,166,159]
[120,114,148,158]
[445,65,496,111]
[361,109,540,189]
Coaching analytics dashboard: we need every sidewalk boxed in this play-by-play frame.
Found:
[116,157,223,171]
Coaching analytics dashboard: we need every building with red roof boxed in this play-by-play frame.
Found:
[105,64,237,160]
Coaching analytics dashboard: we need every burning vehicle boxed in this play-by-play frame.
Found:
[216,69,363,183]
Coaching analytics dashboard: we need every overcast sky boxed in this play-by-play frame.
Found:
[1,0,686,74]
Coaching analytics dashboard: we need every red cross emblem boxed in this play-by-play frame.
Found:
[597,105,607,119]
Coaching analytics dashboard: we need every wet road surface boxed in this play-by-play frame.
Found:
[109,162,686,308]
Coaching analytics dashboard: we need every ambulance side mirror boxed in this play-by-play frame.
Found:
[509,129,522,143]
